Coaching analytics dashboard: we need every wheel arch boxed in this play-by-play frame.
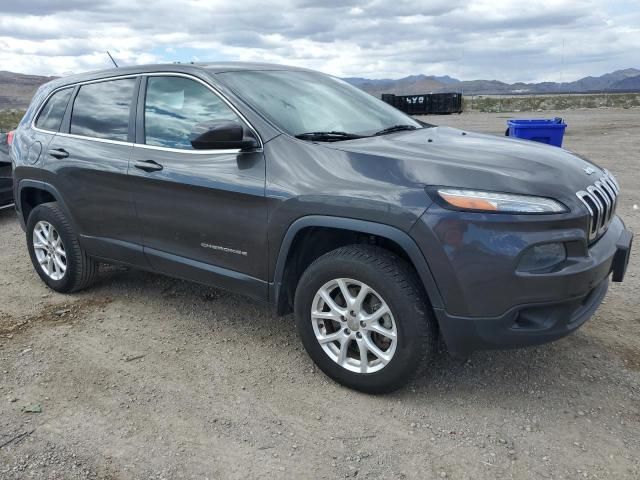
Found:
[271,216,443,315]
[17,180,76,230]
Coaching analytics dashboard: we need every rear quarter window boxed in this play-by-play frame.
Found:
[35,88,73,132]
[70,78,136,141]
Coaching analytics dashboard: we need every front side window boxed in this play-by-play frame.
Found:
[144,76,240,149]
[35,88,73,132]
[70,78,136,141]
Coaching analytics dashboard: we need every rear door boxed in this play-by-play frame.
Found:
[45,77,144,265]
[129,74,268,298]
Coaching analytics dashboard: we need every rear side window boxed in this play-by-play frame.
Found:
[144,76,240,149]
[35,88,72,132]
[70,78,136,141]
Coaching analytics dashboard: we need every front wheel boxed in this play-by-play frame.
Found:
[294,245,437,393]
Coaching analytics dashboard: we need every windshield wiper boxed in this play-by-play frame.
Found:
[374,124,419,136]
[295,131,365,142]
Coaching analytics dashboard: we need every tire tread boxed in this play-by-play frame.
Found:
[27,202,97,293]
[295,244,437,393]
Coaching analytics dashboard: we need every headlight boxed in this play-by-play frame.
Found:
[434,188,567,214]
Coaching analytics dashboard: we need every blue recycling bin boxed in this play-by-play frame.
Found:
[507,117,567,147]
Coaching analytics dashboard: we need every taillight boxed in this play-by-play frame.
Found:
[6,130,14,146]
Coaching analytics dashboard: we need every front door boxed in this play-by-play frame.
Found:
[129,75,268,299]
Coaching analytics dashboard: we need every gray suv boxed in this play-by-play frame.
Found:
[10,63,632,393]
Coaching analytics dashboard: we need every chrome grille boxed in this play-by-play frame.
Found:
[576,169,619,241]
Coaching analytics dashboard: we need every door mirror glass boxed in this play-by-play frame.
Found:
[190,121,258,150]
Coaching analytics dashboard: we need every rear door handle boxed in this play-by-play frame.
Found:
[48,148,69,159]
[134,160,163,172]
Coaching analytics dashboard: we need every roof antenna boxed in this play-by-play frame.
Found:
[106,51,119,68]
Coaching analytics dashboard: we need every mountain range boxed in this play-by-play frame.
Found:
[0,71,56,109]
[344,68,640,96]
[1,67,639,110]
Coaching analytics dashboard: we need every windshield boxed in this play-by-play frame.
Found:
[216,70,422,137]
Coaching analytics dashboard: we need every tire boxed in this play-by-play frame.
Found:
[26,202,97,293]
[294,245,437,393]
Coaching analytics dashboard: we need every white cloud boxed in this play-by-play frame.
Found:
[0,0,637,82]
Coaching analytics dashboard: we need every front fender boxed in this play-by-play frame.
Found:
[270,215,444,312]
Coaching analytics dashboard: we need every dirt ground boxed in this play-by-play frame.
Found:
[1,108,638,479]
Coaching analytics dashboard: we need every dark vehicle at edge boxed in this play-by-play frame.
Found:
[0,131,14,207]
[9,63,633,393]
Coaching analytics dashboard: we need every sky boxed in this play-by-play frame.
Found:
[0,0,639,82]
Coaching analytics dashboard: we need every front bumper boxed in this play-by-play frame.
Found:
[434,277,608,356]
[411,208,632,356]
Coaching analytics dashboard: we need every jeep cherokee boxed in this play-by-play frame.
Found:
[10,63,632,393]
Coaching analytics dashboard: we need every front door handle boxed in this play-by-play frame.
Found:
[48,148,69,159]
[134,160,163,172]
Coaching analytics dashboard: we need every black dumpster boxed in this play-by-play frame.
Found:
[381,92,463,115]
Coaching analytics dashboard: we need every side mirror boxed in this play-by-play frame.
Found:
[190,121,259,151]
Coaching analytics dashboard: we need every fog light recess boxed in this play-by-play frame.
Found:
[517,242,566,272]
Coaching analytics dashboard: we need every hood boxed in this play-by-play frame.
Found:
[327,126,604,205]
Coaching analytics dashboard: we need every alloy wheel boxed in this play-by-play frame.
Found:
[311,278,397,374]
[32,220,67,281]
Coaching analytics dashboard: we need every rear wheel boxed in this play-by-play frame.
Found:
[294,245,437,393]
[26,202,97,293]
